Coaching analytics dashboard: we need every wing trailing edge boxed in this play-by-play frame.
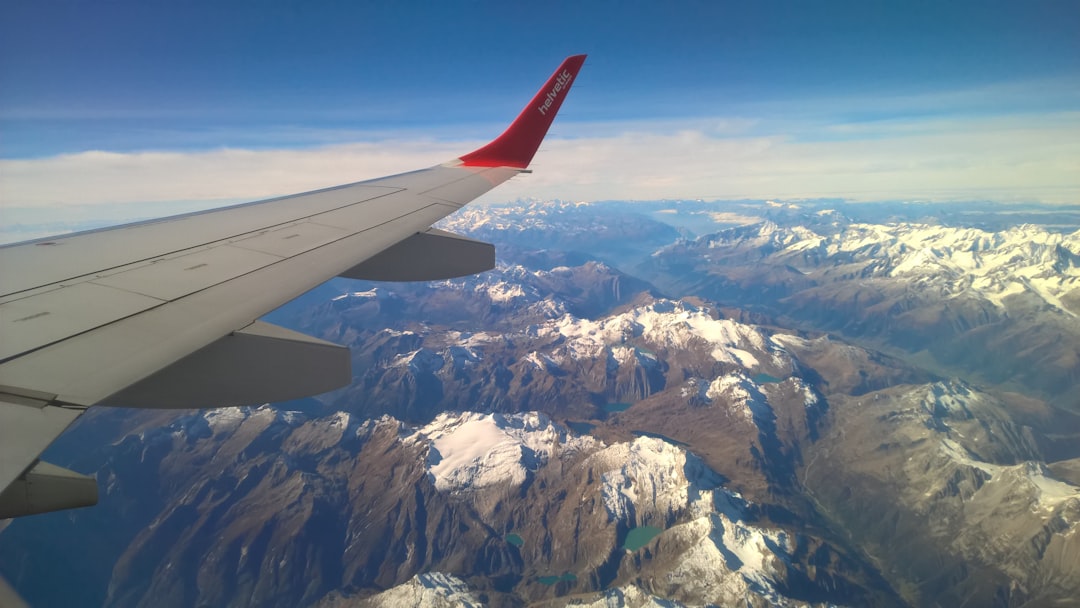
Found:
[104,321,350,409]
[0,398,94,517]
[341,228,495,281]
[0,460,98,518]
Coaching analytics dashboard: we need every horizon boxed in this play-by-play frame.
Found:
[2,1,1079,226]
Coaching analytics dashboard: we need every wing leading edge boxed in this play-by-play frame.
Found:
[0,54,586,518]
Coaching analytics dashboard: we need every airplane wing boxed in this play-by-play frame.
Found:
[0,54,587,518]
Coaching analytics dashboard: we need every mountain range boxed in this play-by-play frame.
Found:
[2,199,1078,607]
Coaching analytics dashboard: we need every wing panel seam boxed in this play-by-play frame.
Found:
[0,202,456,367]
[0,186,409,299]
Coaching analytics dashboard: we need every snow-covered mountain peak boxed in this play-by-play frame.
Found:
[202,406,251,433]
[414,412,595,493]
[705,372,772,423]
[329,287,393,302]
[438,200,598,236]
[572,585,696,607]
[990,462,1080,507]
[481,280,527,303]
[583,431,813,606]
[538,299,785,370]
[593,436,724,523]
[359,572,483,608]
[698,219,1080,315]
[356,414,407,438]
[391,347,446,374]
[705,220,820,250]
[388,341,488,376]
[660,513,796,606]
[430,264,548,305]
[917,380,982,420]
[197,404,311,437]
[933,446,1080,517]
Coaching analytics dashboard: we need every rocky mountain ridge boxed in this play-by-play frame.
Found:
[645,218,1080,408]
[3,200,1080,607]
[695,220,1080,314]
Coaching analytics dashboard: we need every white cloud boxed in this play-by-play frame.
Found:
[2,110,1078,240]
[0,141,468,206]
[509,111,1080,203]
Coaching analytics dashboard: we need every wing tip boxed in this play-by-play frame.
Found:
[458,54,587,169]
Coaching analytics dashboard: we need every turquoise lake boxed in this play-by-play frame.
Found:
[623,525,663,551]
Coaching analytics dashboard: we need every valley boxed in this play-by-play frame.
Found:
[2,199,1079,607]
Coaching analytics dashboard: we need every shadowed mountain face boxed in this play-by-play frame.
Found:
[21,409,903,608]
[2,200,1079,607]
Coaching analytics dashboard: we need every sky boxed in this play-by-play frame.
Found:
[1,0,1079,237]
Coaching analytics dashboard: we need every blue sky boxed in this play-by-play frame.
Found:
[2,0,1079,233]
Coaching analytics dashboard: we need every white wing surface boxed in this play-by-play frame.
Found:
[0,55,587,518]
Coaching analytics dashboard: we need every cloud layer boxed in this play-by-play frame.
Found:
[3,110,1078,236]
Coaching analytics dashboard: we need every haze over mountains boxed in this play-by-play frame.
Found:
[2,199,1079,607]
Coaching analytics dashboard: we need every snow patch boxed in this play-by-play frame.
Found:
[573,585,694,607]
[203,407,247,432]
[482,281,526,303]
[537,299,783,370]
[660,513,793,605]
[706,372,770,423]
[418,412,594,493]
[361,572,483,608]
[330,288,381,302]
[595,437,721,523]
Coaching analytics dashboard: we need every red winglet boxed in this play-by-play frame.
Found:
[459,54,586,169]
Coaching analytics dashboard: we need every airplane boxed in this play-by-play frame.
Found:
[0,54,587,520]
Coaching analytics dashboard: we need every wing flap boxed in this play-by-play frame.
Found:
[0,460,98,518]
[105,320,350,408]
[341,228,495,282]
[0,398,83,493]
